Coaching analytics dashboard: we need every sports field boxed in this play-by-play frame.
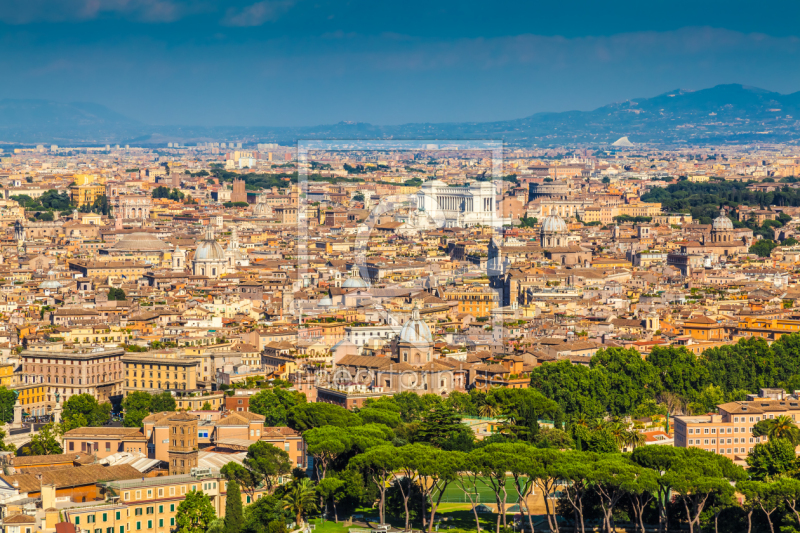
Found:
[434,477,525,504]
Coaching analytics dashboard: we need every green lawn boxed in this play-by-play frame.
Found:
[434,478,521,504]
[309,518,350,533]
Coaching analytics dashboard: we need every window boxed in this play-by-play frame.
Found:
[69,442,74,451]
[135,509,143,516]
[88,516,95,523]
[76,517,81,525]
[170,488,175,496]
[146,507,154,515]
[158,506,163,514]
[136,523,141,531]
[170,519,175,527]
[107,528,113,533]
[158,489,163,497]
[147,521,152,529]
[116,512,121,520]
[159,520,163,528]
[135,491,141,500]
[102,514,107,522]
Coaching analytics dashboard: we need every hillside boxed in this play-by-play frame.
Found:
[3,84,800,145]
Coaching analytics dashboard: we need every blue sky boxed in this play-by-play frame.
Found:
[2,0,800,126]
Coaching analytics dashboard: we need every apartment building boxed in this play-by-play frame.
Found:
[20,345,125,407]
[674,389,798,460]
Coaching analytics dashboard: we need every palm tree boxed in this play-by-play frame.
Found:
[607,422,629,450]
[766,415,800,445]
[282,478,319,526]
[569,412,590,429]
[478,403,497,418]
[627,430,646,450]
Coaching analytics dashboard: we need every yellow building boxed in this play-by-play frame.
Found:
[14,383,48,417]
[122,355,199,396]
[68,173,107,207]
[0,363,15,388]
[65,471,272,533]
[442,285,500,316]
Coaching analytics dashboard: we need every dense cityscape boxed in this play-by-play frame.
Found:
[0,138,797,533]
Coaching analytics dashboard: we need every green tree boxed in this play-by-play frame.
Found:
[630,446,683,532]
[416,404,472,449]
[244,441,292,493]
[738,480,782,533]
[175,490,217,533]
[591,456,640,533]
[747,438,800,480]
[207,519,225,533]
[316,476,345,522]
[240,493,286,533]
[249,389,306,426]
[62,393,111,429]
[356,407,402,428]
[23,423,63,455]
[151,391,177,412]
[108,288,127,301]
[0,387,17,424]
[221,463,259,500]
[281,478,318,526]
[750,239,779,257]
[224,481,244,533]
[122,391,152,427]
[406,447,464,533]
[470,445,515,533]
[288,402,362,431]
[350,445,401,525]
[752,414,800,445]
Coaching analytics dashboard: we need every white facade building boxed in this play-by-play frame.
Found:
[416,180,508,228]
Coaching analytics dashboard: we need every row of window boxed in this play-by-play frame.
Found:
[133,504,175,515]
[688,426,759,434]
[75,511,123,524]
[689,437,764,445]
[135,519,173,530]
[130,372,186,379]
[700,447,754,455]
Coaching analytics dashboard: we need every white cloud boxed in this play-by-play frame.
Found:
[221,0,295,26]
[0,0,193,24]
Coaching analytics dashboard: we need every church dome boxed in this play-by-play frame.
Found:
[712,210,734,230]
[318,296,333,307]
[195,239,225,261]
[342,265,369,288]
[399,303,432,344]
[38,280,62,290]
[541,214,568,233]
[194,227,225,262]
[110,232,172,251]
[253,202,270,216]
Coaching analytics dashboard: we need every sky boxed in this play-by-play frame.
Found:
[2,0,800,127]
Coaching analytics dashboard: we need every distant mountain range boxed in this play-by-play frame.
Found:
[2,84,800,146]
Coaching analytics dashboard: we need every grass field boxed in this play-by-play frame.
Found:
[434,478,522,504]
